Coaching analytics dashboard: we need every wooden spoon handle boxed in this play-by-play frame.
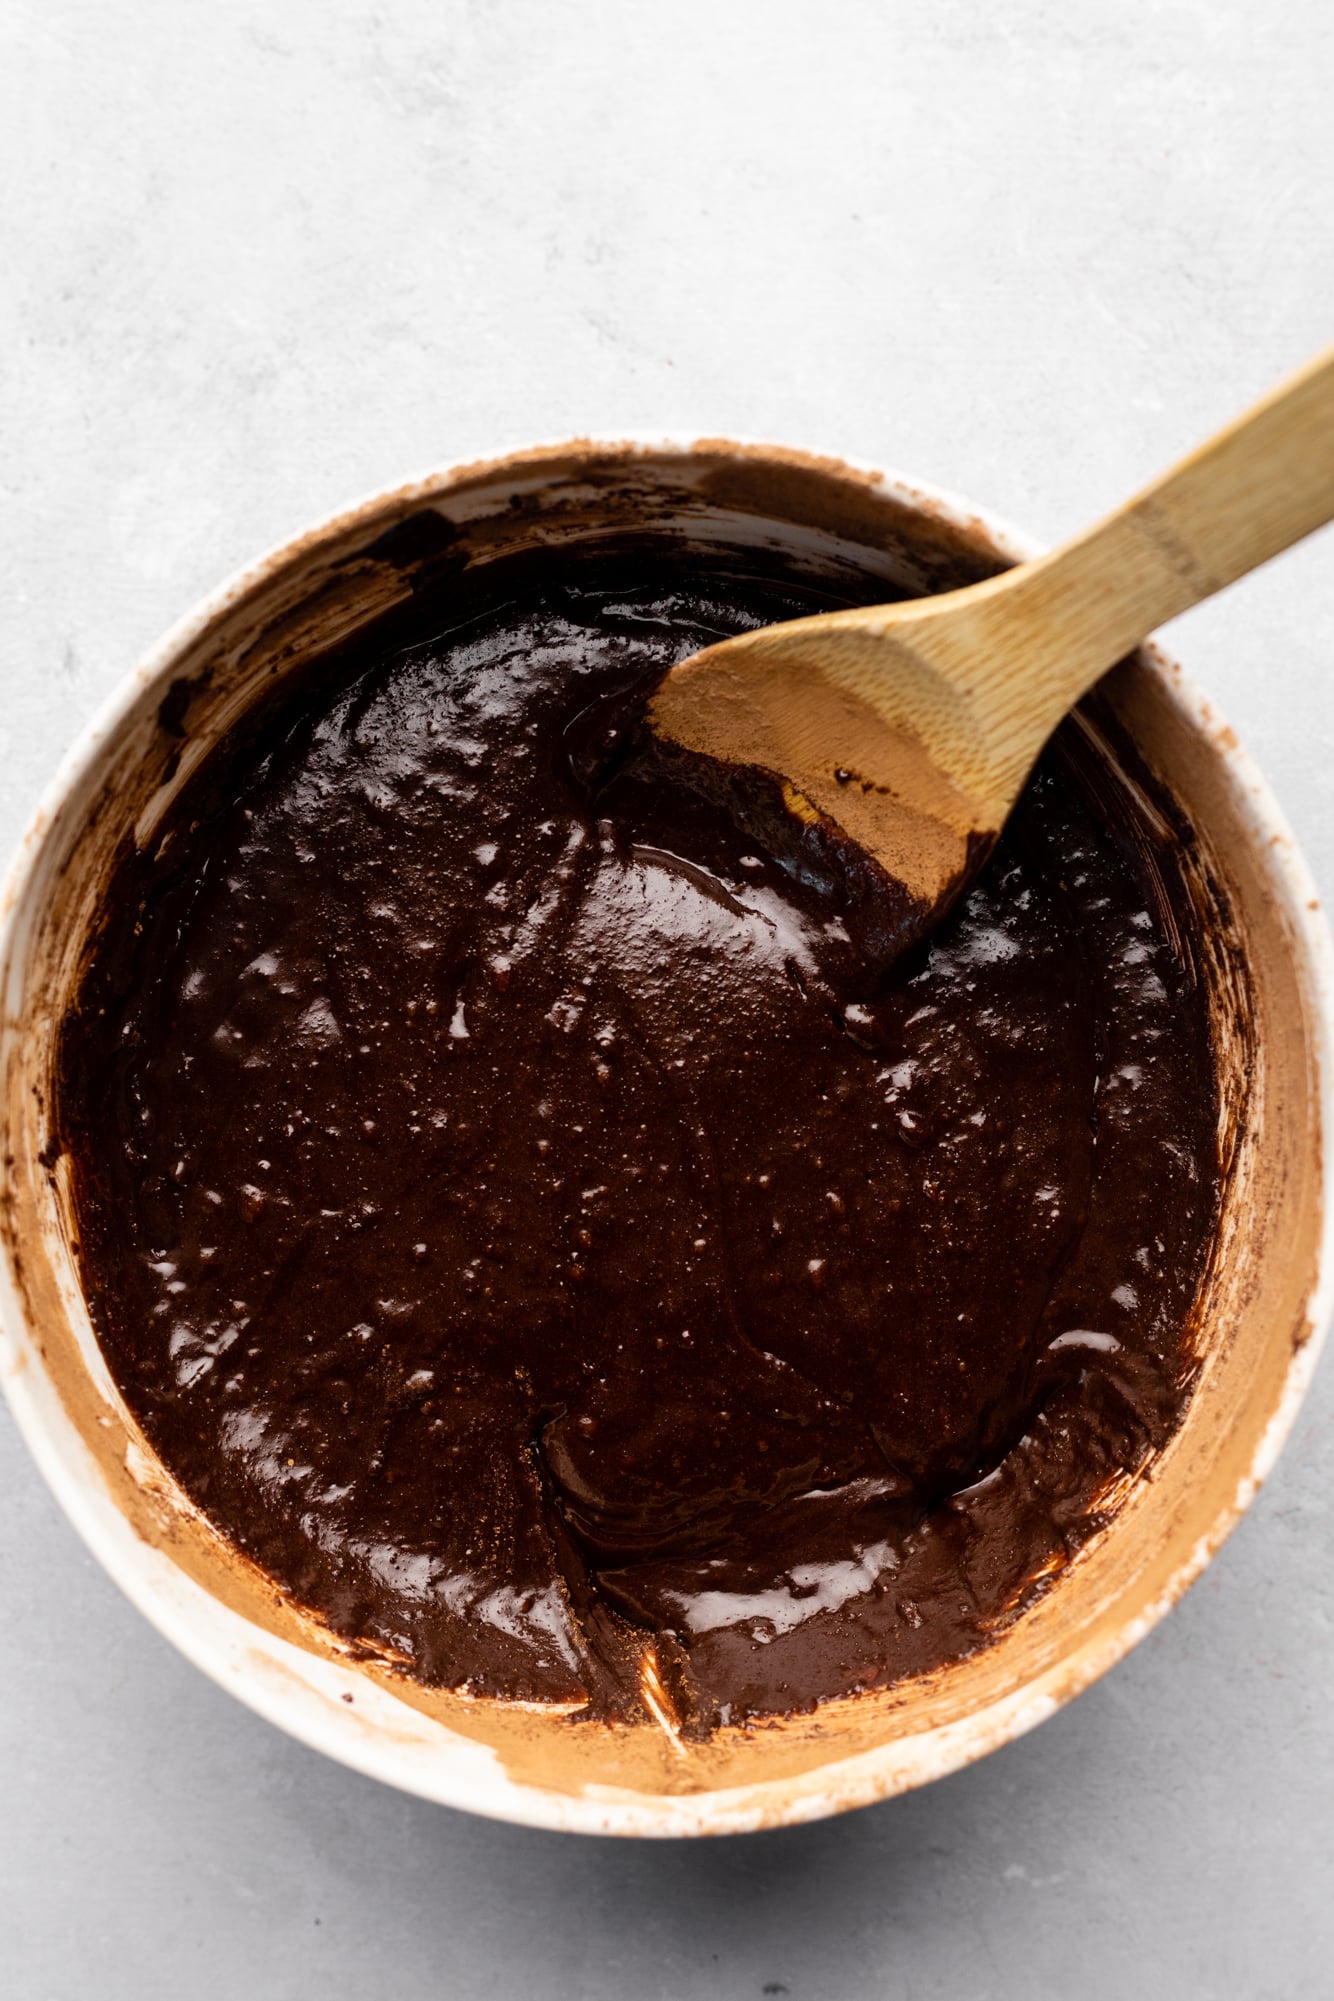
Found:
[978,339,1334,730]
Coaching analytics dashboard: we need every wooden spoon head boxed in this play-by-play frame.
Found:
[648,611,1003,962]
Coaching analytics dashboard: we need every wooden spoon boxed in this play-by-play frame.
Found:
[650,343,1334,954]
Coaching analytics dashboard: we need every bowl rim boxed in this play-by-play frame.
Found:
[3,433,1332,1836]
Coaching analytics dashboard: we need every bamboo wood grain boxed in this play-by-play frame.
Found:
[650,341,1334,927]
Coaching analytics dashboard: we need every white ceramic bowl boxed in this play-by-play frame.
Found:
[2,439,1331,1835]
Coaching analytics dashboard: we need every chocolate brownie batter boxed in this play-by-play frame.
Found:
[58,543,1220,1734]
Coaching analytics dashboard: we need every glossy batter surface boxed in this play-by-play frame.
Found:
[59,547,1220,1732]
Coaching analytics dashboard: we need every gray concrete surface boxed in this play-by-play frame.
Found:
[3,3,1333,1995]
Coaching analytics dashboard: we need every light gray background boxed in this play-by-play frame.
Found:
[3,3,1332,1996]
